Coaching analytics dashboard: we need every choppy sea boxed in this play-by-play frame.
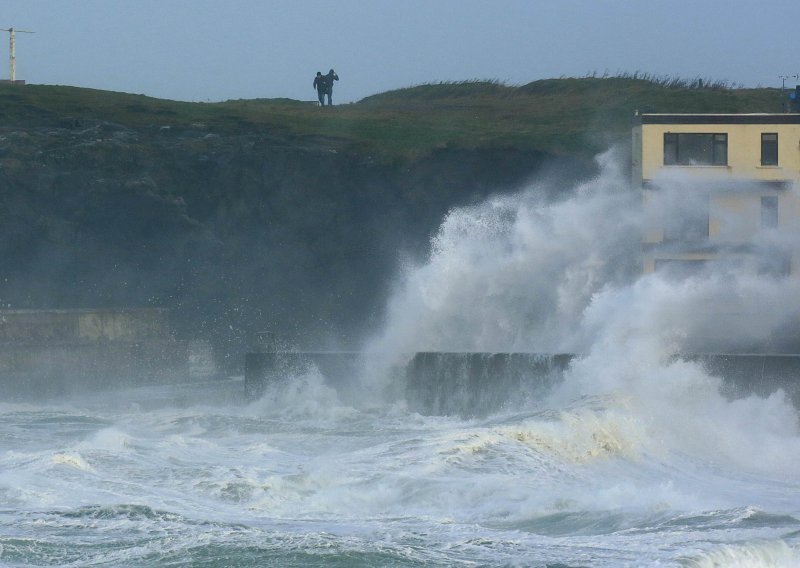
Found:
[1,369,799,568]
[4,150,800,566]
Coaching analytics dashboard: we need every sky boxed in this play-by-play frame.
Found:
[1,0,799,104]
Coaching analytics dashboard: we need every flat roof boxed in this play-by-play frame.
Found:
[637,113,800,125]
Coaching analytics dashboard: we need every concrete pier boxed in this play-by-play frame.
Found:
[405,352,573,416]
[245,350,800,417]
[690,353,800,407]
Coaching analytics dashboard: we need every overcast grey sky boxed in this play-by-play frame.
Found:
[2,0,798,103]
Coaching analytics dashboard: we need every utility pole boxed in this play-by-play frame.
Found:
[0,27,34,83]
[779,74,799,113]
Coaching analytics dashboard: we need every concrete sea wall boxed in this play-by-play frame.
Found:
[245,351,800,417]
[0,309,216,399]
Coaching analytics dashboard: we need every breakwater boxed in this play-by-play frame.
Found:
[404,352,573,416]
[0,309,216,399]
[245,351,800,416]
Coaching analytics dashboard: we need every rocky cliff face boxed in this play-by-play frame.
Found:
[0,118,590,367]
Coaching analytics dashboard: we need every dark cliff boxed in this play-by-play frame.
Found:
[0,117,580,365]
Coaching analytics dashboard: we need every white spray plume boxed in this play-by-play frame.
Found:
[367,149,800,360]
[362,148,800,474]
[365,148,641,359]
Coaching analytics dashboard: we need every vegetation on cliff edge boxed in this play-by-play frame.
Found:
[0,77,785,162]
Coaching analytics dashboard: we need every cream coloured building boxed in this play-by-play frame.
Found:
[632,114,800,276]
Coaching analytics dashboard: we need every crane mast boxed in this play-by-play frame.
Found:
[0,27,35,83]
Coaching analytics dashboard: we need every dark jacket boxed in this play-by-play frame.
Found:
[313,75,327,94]
[325,71,339,94]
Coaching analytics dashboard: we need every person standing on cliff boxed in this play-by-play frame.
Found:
[325,69,339,106]
[313,71,327,106]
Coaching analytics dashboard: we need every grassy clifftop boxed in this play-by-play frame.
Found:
[0,77,785,162]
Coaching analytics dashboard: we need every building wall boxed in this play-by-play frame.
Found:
[635,116,800,276]
[639,122,800,182]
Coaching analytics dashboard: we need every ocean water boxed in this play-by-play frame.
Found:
[1,371,799,568]
[3,150,800,566]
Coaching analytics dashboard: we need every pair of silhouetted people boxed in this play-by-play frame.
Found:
[313,69,339,106]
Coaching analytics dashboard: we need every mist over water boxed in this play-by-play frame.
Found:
[3,150,800,566]
[368,148,800,357]
[360,148,800,561]
[367,149,641,358]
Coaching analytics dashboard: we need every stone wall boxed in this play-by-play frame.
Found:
[0,308,170,342]
[0,309,216,399]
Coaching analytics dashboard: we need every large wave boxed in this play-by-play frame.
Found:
[363,148,800,477]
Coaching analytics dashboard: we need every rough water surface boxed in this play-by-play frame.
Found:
[1,373,799,567]
[3,150,800,566]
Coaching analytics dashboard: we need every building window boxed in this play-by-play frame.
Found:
[761,196,778,228]
[663,195,709,242]
[761,133,778,166]
[664,133,727,166]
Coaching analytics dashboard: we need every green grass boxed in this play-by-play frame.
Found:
[0,77,788,162]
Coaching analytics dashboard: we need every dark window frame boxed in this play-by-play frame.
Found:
[761,133,778,166]
[663,132,728,166]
